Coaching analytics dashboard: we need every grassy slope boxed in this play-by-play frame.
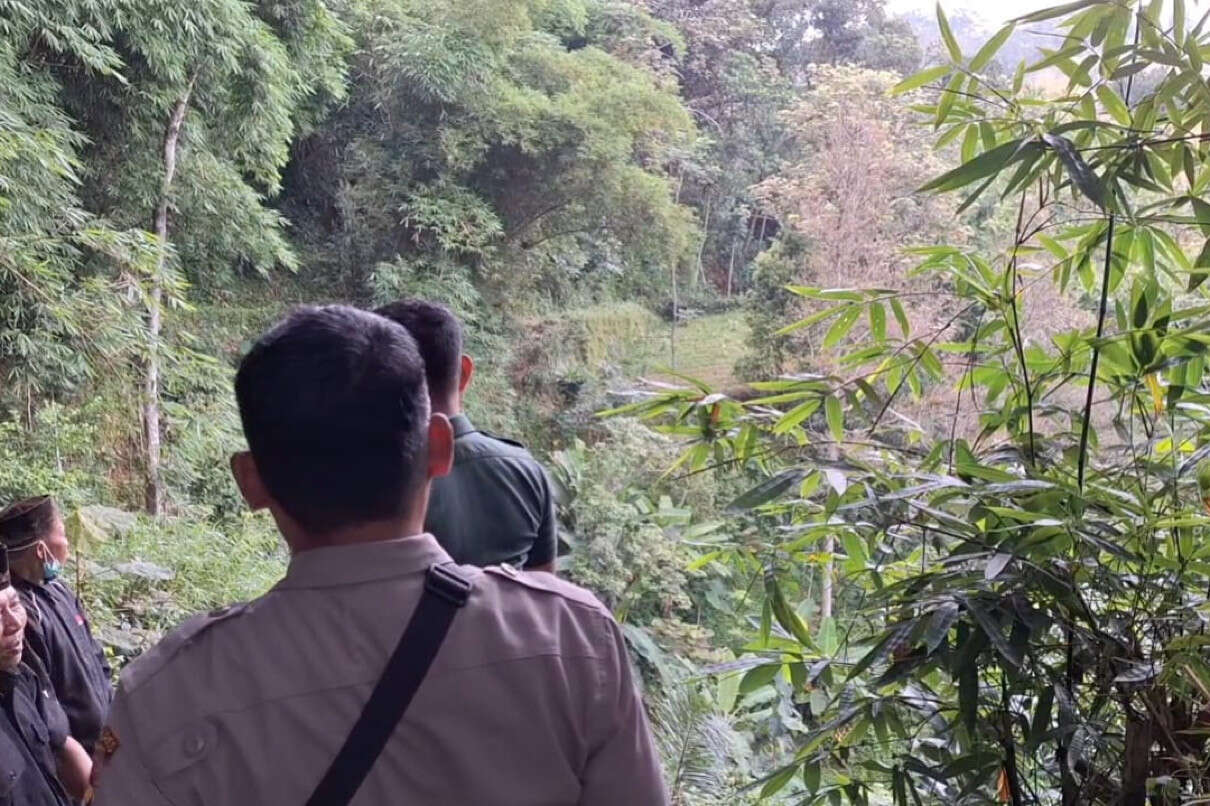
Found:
[649,311,748,389]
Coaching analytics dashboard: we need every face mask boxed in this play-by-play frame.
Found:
[39,544,62,583]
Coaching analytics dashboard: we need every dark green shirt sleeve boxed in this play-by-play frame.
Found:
[523,466,558,569]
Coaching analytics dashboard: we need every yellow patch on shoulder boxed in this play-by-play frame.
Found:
[98,725,120,759]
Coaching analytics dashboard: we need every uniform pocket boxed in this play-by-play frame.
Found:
[0,728,29,797]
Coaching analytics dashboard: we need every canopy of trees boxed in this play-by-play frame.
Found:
[20,0,1210,803]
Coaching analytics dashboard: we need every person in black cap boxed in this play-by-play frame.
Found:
[0,548,92,805]
[0,496,111,755]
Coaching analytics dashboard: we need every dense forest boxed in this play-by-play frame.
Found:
[11,0,1210,802]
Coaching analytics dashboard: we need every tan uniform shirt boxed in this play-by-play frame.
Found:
[92,534,668,805]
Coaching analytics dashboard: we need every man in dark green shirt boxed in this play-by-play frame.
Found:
[376,300,558,571]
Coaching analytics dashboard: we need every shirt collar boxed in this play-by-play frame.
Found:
[276,533,452,590]
[450,413,477,439]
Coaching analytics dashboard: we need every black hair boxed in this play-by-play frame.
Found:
[0,496,59,551]
[373,300,463,401]
[234,305,430,534]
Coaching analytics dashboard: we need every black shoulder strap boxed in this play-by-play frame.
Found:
[306,563,473,806]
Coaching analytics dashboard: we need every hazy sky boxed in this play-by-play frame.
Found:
[885,0,1053,23]
[886,0,1209,25]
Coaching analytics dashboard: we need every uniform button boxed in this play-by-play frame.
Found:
[184,734,206,756]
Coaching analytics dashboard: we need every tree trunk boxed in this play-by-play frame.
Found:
[821,535,833,620]
[670,171,683,371]
[726,238,738,297]
[693,196,712,289]
[1121,709,1152,806]
[670,256,678,371]
[144,82,194,515]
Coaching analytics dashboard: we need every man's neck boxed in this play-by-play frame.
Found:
[430,393,461,418]
[284,515,426,555]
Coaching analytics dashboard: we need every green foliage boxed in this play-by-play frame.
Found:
[737,234,806,379]
[650,679,754,805]
[287,0,697,303]
[0,404,111,505]
[80,513,285,663]
[618,2,1210,802]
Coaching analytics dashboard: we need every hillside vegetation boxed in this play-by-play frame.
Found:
[11,0,1210,802]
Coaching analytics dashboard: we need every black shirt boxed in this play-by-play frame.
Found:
[16,579,112,753]
[425,414,558,568]
[0,661,70,806]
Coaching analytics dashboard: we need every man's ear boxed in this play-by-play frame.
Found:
[427,413,455,480]
[458,354,474,396]
[230,452,272,511]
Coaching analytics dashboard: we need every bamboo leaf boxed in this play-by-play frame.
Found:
[971,24,1015,71]
[825,394,844,442]
[985,552,1012,580]
[773,398,821,434]
[890,298,911,336]
[760,764,798,799]
[964,598,1023,669]
[892,64,951,95]
[937,3,963,62]
[1096,84,1131,125]
[1042,132,1104,208]
[727,468,805,511]
[1014,0,1105,23]
[920,138,1030,193]
[924,601,959,652]
[869,301,887,342]
[804,760,822,794]
[823,305,861,348]
[768,576,815,648]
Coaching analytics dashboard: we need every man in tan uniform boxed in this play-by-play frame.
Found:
[90,305,668,805]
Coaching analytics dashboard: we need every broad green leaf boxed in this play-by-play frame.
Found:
[740,662,779,694]
[804,760,822,794]
[842,531,868,572]
[818,617,839,655]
